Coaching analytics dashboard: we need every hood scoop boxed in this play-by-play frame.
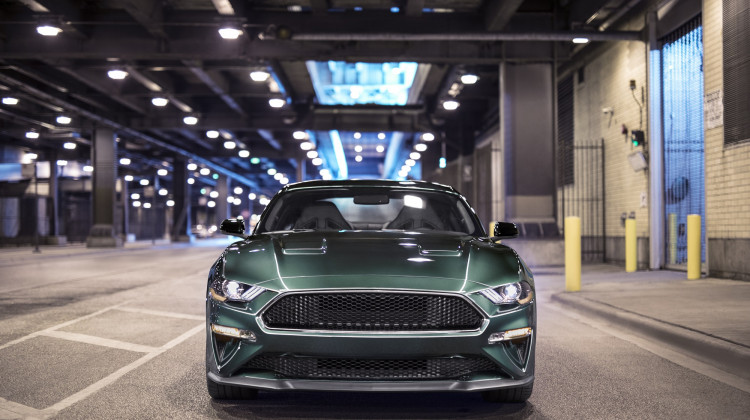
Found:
[417,242,463,257]
[281,237,327,255]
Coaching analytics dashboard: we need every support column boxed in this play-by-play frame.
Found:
[86,127,122,247]
[215,176,229,226]
[648,11,665,270]
[48,150,66,245]
[171,157,192,242]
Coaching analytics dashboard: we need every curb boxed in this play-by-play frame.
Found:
[551,292,750,382]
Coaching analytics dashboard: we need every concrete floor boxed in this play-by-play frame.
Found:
[0,242,748,419]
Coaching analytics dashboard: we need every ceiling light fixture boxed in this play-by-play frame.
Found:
[183,115,198,125]
[157,169,168,176]
[166,200,175,207]
[442,100,460,110]
[187,178,195,184]
[107,69,128,80]
[187,163,198,171]
[415,143,427,152]
[139,179,149,186]
[218,27,243,40]
[354,132,362,139]
[268,98,286,108]
[36,25,62,37]
[205,130,219,139]
[267,168,277,176]
[410,152,421,160]
[312,157,323,166]
[250,71,271,82]
[83,165,94,172]
[300,141,314,151]
[307,150,318,159]
[57,160,67,166]
[378,133,386,140]
[355,155,363,162]
[151,97,169,107]
[572,37,590,44]
[200,168,210,176]
[2,97,19,105]
[354,145,363,153]
[249,193,256,200]
[293,130,307,140]
[159,188,168,196]
[119,157,131,165]
[376,145,385,153]
[238,150,250,158]
[25,131,39,139]
[273,172,283,180]
[223,141,236,149]
[460,74,479,85]
[422,133,435,141]
[63,142,76,150]
[234,186,243,195]
[406,159,416,166]
[56,115,72,125]
[124,175,134,181]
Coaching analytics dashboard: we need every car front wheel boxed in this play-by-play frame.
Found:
[481,382,533,403]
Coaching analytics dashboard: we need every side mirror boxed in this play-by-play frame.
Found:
[220,218,247,239]
[491,221,519,240]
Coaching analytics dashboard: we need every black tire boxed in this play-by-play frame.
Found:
[207,376,258,400]
[481,382,533,403]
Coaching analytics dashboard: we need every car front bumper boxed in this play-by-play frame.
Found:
[206,296,536,392]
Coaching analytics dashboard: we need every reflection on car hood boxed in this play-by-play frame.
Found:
[221,231,522,293]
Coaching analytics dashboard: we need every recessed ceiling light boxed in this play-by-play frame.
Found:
[238,150,250,158]
[250,71,271,82]
[460,74,479,84]
[415,143,427,152]
[406,159,416,166]
[199,168,210,176]
[107,69,128,80]
[293,130,307,140]
[422,133,435,141]
[166,200,175,207]
[206,130,220,138]
[223,141,236,149]
[2,97,19,105]
[157,169,168,176]
[151,97,169,107]
[159,188,168,196]
[56,115,72,125]
[56,160,68,166]
[183,115,198,125]
[267,168,277,176]
[410,152,421,160]
[124,175,134,181]
[139,179,149,186]
[268,98,286,108]
[63,142,76,150]
[354,132,362,139]
[280,177,289,185]
[234,186,243,195]
[187,178,195,184]
[307,150,318,159]
[354,145,363,153]
[25,131,39,139]
[36,25,62,36]
[442,100,460,110]
[187,163,198,171]
[376,145,385,153]
[119,157,131,165]
[312,157,323,166]
[572,37,590,44]
[218,27,243,40]
[83,165,94,172]
[300,141,314,151]
[378,133,386,140]
[274,172,283,180]
[355,155,363,162]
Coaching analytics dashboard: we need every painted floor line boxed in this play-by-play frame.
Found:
[115,306,204,321]
[44,323,205,414]
[0,397,49,420]
[41,330,159,354]
[545,299,750,394]
[0,302,131,352]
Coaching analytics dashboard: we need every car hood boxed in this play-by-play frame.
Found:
[221,231,522,294]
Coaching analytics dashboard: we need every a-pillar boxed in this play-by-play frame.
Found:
[215,176,230,226]
[171,156,193,242]
[86,127,123,247]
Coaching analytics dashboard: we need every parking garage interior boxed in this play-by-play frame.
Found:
[0,0,749,418]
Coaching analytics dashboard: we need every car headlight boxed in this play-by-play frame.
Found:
[478,281,533,305]
[210,279,266,303]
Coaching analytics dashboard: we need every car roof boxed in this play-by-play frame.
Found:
[281,179,458,193]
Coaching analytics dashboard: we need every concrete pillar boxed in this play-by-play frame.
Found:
[171,157,192,242]
[215,176,229,225]
[297,158,306,183]
[502,63,555,223]
[86,127,122,247]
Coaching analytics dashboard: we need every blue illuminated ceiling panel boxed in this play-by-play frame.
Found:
[306,61,419,106]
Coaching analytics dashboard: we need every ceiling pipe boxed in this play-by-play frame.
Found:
[0,71,259,189]
[293,31,642,42]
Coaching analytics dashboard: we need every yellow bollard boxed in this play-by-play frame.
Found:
[625,219,637,272]
[687,214,701,279]
[565,216,581,292]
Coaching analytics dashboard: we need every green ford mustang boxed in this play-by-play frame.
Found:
[206,180,536,402]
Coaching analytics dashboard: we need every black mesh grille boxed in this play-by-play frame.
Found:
[245,355,500,380]
[261,292,483,331]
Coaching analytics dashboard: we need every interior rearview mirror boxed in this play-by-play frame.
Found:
[220,218,247,239]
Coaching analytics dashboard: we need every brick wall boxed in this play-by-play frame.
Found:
[703,0,750,280]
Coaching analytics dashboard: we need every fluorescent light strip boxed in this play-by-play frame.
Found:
[329,130,348,179]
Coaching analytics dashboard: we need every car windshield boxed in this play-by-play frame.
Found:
[256,187,483,236]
